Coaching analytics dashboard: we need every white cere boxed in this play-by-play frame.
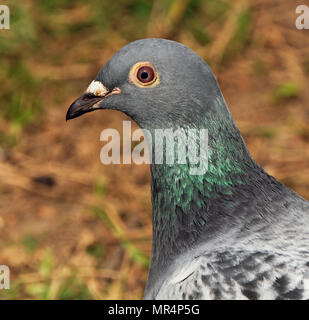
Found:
[86,80,109,96]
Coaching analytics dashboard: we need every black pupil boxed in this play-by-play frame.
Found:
[140,71,149,79]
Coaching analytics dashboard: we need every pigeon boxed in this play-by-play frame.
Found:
[67,38,309,300]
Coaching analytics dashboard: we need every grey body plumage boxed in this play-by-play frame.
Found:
[146,191,309,300]
[67,38,309,300]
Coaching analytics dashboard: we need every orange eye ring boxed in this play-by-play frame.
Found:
[129,62,160,88]
[137,66,155,83]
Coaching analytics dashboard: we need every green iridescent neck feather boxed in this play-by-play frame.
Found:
[147,97,258,270]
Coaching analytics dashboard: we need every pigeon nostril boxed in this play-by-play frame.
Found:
[82,94,95,101]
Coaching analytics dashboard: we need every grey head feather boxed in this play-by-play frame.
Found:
[95,38,225,128]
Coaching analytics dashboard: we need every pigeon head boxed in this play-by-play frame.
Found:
[66,38,224,129]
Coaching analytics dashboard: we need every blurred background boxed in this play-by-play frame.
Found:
[0,0,308,299]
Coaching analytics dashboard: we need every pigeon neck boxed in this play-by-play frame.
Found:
[147,96,257,278]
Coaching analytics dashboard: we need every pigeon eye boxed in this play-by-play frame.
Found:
[137,66,155,83]
[129,62,160,88]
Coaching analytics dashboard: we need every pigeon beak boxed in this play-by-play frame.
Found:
[66,80,121,121]
[66,93,105,120]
